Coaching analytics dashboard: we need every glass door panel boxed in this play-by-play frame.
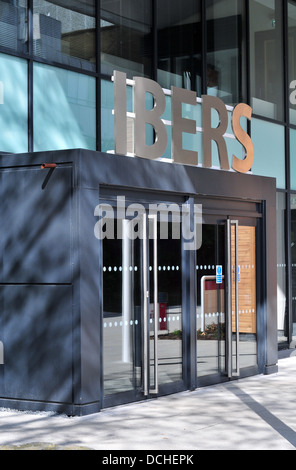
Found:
[196,223,226,378]
[148,218,183,393]
[102,204,183,404]
[197,218,258,382]
[102,219,142,398]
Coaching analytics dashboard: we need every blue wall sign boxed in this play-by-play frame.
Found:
[216,265,223,284]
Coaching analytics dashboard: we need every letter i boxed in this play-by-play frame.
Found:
[114,70,127,156]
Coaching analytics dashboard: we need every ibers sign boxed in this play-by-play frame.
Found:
[113,70,254,174]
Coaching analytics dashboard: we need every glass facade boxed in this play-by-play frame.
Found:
[157,0,201,91]
[0,52,28,152]
[101,0,152,79]
[291,128,296,190]
[251,119,285,189]
[0,0,295,350]
[33,62,96,151]
[249,0,284,121]
[0,0,28,53]
[33,0,96,71]
[289,0,296,126]
[277,193,288,344]
[206,0,247,106]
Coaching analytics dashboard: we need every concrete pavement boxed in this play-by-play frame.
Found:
[0,349,296,451]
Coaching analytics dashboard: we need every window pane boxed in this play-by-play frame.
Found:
[249,0,284,121]
[157,0,201,93]
[290,129,296,191]
[277,193,288,344]
[101,0,152,79]
[206,0,247,106]
[0,0,27,53]
[0,53,28,153]
[34,63,96,151]
[251,119,285,189]
[33,0,96,71]
[288,1,296,125]
[101,78,114,153]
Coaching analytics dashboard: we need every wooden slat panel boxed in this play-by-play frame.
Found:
[232,226,256,334]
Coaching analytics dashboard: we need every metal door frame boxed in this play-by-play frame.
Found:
[143,213,159,396]
[226,219,240,378]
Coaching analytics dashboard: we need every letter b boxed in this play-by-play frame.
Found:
[134,77,168,160]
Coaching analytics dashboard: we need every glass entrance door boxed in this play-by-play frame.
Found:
[146,215,183,396]
[228,220,257,377]
[196,218,258,383]
[102,207,184,407]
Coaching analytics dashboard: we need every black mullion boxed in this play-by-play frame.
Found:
[201,0,207,96]
[284,0,289,128]
[246,0,251,106]
[96,0,101,152]
[152,0,157,81]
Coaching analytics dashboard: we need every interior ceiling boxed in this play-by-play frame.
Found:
[48,0,95,17]
[46,0,280,27]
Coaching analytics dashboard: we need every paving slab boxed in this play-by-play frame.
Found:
[0,350,295,451]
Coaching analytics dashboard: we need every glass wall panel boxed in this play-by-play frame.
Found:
[33,0,96,71]
[290,129,296,190]
[277,193,288,344]
[101,79,114,154]
[101,0,152,79]
[101,78,154,155]
[288,1,296,125]
[102,225,142,397]
[34,63,96,151]
[249,0,284,121]
[0,0,27,53]
[206,0,247,106]
[292,194,296,341]
[0,53,28,153]
[251,118,285,189]
[157,0,201,93]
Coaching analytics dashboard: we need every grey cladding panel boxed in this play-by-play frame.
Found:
[0,166,72,284]
[0,285,73,403]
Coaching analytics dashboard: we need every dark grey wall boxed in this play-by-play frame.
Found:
[0,161,74,412]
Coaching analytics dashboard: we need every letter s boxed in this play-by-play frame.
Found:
[232,103,254,174]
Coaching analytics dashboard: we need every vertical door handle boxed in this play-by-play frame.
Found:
[143,213,149,396]
[149,215,158,394]
[233,220,240,377]
[227,220,240,378]
[226,220,232,378]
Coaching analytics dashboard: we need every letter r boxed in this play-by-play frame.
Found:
[202,95,230,170]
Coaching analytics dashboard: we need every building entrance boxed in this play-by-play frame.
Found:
[196,215,258,384]
[102,204,185,407]
[101,191,262,408]
[0,149,277,416]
